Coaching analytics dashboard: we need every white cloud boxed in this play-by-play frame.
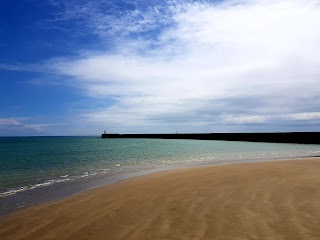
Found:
[0,118,24,126]
[284,112,320,121]
[224,115,268,124]
[47,0,173,37]
[0,117,54,134]
[42,0,320,131]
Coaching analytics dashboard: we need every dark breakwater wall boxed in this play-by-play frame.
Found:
[101,132,320,144]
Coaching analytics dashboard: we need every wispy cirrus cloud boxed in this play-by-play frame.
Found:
[0,118,25,127]
[0,117,55,135]
[46,0,174,38]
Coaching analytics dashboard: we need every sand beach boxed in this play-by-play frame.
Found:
[1,158,320,239]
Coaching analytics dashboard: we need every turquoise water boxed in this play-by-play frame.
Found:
[1,136,320,198]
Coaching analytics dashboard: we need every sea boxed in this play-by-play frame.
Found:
[1,136,320,215]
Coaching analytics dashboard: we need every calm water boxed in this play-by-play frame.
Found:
[1,136,320,198]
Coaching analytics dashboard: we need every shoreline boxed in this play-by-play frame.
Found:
[1,157,320,239]
[1,155,318,218]
[0,155,319,218]
[2,137,320,218]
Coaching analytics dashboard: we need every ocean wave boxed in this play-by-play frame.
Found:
[309,151,320,154]
[0,168,118,198]
[0,178,70,198]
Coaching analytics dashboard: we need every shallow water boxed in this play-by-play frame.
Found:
[1,136,320,216]
[1,136,320,200]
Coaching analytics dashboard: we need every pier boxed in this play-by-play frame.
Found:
[101,132,320,144]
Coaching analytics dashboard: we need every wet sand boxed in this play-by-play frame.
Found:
[1,158,320,239]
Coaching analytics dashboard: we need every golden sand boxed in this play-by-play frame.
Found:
[1,158,320,240]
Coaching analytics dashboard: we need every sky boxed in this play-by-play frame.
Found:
[1,0,320,136]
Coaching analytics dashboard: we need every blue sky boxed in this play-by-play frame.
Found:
[1,0,320,136]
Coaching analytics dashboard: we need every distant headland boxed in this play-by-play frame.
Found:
[101,132,320,144]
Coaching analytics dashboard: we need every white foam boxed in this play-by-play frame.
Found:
[35,181,53,187]
[309,151,320,154]
[98,168,110,174]
[80,172,89,178]
[0,178,71,198]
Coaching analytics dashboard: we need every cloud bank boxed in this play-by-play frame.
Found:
[40,0,320,132]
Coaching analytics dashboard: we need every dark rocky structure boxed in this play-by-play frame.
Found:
[101,132,320,144]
